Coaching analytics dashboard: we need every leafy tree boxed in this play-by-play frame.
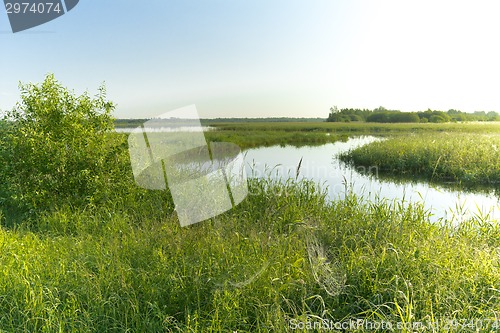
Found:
[327,106,340,122]
[349,114,364,122]
[327,106,498,123]
[429,114,447,123]
[373,106,388,113]
[417,109,450,123]
[487,111,500,121]
[366,111,420,123]
[1,74,119,213]
[366,112,390,123]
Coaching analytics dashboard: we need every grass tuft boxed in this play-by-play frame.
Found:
[340,132,500,188]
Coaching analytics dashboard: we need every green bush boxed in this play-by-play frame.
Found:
[366,111,420,123]
[1,74,119,214]
[430,114,447,123]
[349,114,363,122]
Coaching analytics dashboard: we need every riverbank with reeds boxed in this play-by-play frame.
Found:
[0,178,498,331]
[339,132,500,188]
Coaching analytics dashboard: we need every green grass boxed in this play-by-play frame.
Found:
[0,178,499,332]
[204,121,500,149]
[2,121,500,331]
[340,132,500,187]
[113,121,500,149]
[205,129,346,149]
[209,121,500,135]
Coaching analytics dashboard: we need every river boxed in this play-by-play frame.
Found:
[243,136,500,224]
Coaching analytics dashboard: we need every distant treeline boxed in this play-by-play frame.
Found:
[114,110,500,127]
[114,117,326,127]
[327,106,500,123]
[114,119,148,128]
[202,117,325,124]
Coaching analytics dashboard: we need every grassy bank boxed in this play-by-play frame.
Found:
[112,121,500,149]
[0,178,499,331]
[204,121,500,149]
[209,121,500,135]
[205,129,345,149]
[340,132,500,187]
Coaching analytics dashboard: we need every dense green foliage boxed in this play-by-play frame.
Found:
[366,110,421,123]
[327,106,500,123]
[0,75,172,223]
[340,132,500,187]
[1,75,118,214]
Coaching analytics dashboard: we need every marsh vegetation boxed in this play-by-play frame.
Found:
[340,132,500,187]
[0,76,499,332]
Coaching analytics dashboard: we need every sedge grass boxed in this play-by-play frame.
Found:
[209,121,500,135]
[0,177,498,332]
[204,121,500,149]
[340,132,500,187]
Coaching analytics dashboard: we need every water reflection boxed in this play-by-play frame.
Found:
[244,136,500,223]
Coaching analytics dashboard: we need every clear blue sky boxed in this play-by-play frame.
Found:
[1,0,500,119]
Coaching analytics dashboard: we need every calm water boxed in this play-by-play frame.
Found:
[244,136,500,223]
